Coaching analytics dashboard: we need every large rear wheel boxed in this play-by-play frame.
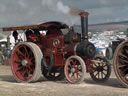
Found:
[113,40,128,88]
[64,56,86,84]
[11,42,43,83]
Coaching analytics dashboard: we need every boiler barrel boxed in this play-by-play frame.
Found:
[64,40,96,59]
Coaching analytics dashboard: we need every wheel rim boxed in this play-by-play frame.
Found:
[114,41,128,86]
[11,45,35,81]
[65,58,83,83]
[92,57,108,80]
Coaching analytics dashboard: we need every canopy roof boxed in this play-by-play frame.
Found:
[2,21,69,31]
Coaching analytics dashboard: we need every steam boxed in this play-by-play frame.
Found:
[42,0,86,25]
[42,0,70,15]
[57,1,70,14]
[42,0,85,16]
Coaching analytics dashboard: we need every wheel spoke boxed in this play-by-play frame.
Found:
[124,48,128,54]
[24,71,28,77]
[68,63,72,69]
[119,59,128,64]
[74,73,78,79]
[101,71,106,76]
[73,60,77,65]
[70,60,74,65]
[17,66,24,72]
[103,69,108,71]
[71,73,75,78]
[23,68,31,78]
[94,63,98,67]
[21,68,26,76]
[78,66,82,72]
[93,68,97,72]
[23,46,29,57]
[95,71,99,77]
[17,49,25,58]
[76,72,81,78]
[118,64,128,68]
[98,72,100,79]
[14,60,21,64]
[28,51,33,58]
[29,56,34,61]
[101,72,104,79]
[119,52,127,59]
[27,65,33,71]
[103,64,107,67]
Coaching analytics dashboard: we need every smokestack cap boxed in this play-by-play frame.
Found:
[80,12,89,17]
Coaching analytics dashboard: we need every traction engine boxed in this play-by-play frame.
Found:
[3,12,111,83]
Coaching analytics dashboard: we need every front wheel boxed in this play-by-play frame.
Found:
[90,55,111,83]
[64,56,86,84]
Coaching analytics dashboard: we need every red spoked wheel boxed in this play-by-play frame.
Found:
[11,42,43,83]
[64,56,86,84]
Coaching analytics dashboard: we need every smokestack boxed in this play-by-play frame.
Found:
[80,12,89,40]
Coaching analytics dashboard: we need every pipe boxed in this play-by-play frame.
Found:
[80,12,89,40]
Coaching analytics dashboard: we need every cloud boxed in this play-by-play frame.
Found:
[0,0,128,27]
[88,5,128,24]
[18,0,26,8]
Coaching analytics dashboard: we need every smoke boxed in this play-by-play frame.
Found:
[56,1,70,14]
[42,0,70,15]
[42,0,86,16]
[69,8,86,16]
[42,0,87,25]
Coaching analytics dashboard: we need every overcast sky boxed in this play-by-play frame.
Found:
[0,0,128,27]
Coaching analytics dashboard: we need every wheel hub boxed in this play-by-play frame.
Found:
[71,68,75,73]
[97,66,104,72]
[21,59,28,67]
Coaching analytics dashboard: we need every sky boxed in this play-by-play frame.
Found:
[0,0,128,27]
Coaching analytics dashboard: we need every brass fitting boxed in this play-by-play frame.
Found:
[79,12,89,17]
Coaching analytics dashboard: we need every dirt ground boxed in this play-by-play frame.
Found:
[0,65,128,96]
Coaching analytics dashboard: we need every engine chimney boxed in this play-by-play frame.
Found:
[80,12,89,40]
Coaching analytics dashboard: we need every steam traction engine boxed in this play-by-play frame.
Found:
[3,12,111,83]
